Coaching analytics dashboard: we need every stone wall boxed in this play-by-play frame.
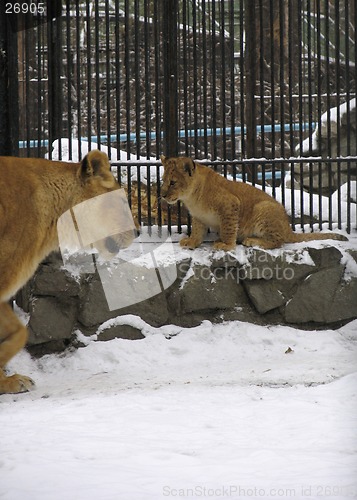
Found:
[16,245,357,355]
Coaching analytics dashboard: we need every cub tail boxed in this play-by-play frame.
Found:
[290,231,348,243]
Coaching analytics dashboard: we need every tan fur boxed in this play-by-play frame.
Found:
[0,151,135,394]
[160,156,347,252]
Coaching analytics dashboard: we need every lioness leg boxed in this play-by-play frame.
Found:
[0,303,34,394]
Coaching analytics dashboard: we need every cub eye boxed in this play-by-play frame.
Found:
[169,180,176,187]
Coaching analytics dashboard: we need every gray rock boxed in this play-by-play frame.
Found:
[78,271,169,329]
[243,280,287,314]
[180,265,246,313]
[28,297,77,345]
[308,246,342,269]
[33,265,80,297]
[283,266,345,323]
[97,324,145,341]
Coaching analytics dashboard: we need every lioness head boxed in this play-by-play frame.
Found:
[160,155,196,204]
[73,150,139,257]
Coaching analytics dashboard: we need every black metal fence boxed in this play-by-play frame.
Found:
[1,0,356,234]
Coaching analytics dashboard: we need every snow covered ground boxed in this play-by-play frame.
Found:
[1,317,357,500]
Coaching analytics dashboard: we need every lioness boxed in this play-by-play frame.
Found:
[160,155,347,251]
[0,151,135,394]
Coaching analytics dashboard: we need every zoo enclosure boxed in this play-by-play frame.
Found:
[0,0,356,233]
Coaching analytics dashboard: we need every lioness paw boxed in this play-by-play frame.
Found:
[0,374,35,395]
[179,237,200,249]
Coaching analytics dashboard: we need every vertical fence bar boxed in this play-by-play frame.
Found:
[134,1,142,222]
[259,0,266,166]
[306,0,314,230]
[181,0,188,156]
[244,0,257,183]
[114,0,121,162]
[154,0,161,158]
[134,0,140,159]
[144,0,152,229]
[105,0,111,157]
[315,0,322,229]
[75,1,82,160]
[66,0,72,159]
[0,7,18,156]
[192,0,198,156]
[324,0,333,229]
[94,0,101,147]
[24,21,30,155]
[355,0,357,230]
[202,0,209,158]
[335,0,342,228]
[279,0,285,160]
[153,0,162,227]
[37,21,43,157]
[239,1,245,168]
[344,0,350,233]
[210,0,218,160]
[269,0,275,164]
[124,0,132,208]
[287,0,294,158]
[47,5,63,158]
[229,0,236,162]
[220,0,227,164]
[279,0,285,207]
[86,1,92,151]
[162,0,178,158]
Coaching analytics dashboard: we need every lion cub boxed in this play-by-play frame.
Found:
[160,155,347,251]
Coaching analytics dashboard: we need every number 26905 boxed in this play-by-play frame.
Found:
[5,3,45,15]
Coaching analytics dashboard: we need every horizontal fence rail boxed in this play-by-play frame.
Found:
[112,156,357,235]
[18,122,317,150]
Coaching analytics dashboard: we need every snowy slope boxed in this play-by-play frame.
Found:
[1,318,357,500]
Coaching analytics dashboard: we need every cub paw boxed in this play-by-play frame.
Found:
[213,241,235,252]
[242,237,257,247]
[0,374,35,395]
[179,237,200,249]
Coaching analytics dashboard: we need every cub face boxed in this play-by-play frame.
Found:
[160,155,196,204]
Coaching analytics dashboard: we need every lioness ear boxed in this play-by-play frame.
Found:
[160,155,168,167]
[184,158,196,177]
[81,150,110,179]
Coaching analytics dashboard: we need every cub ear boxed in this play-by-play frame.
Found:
[81,150,110,179]
[160,155,168,167]
[184,158,196,177]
